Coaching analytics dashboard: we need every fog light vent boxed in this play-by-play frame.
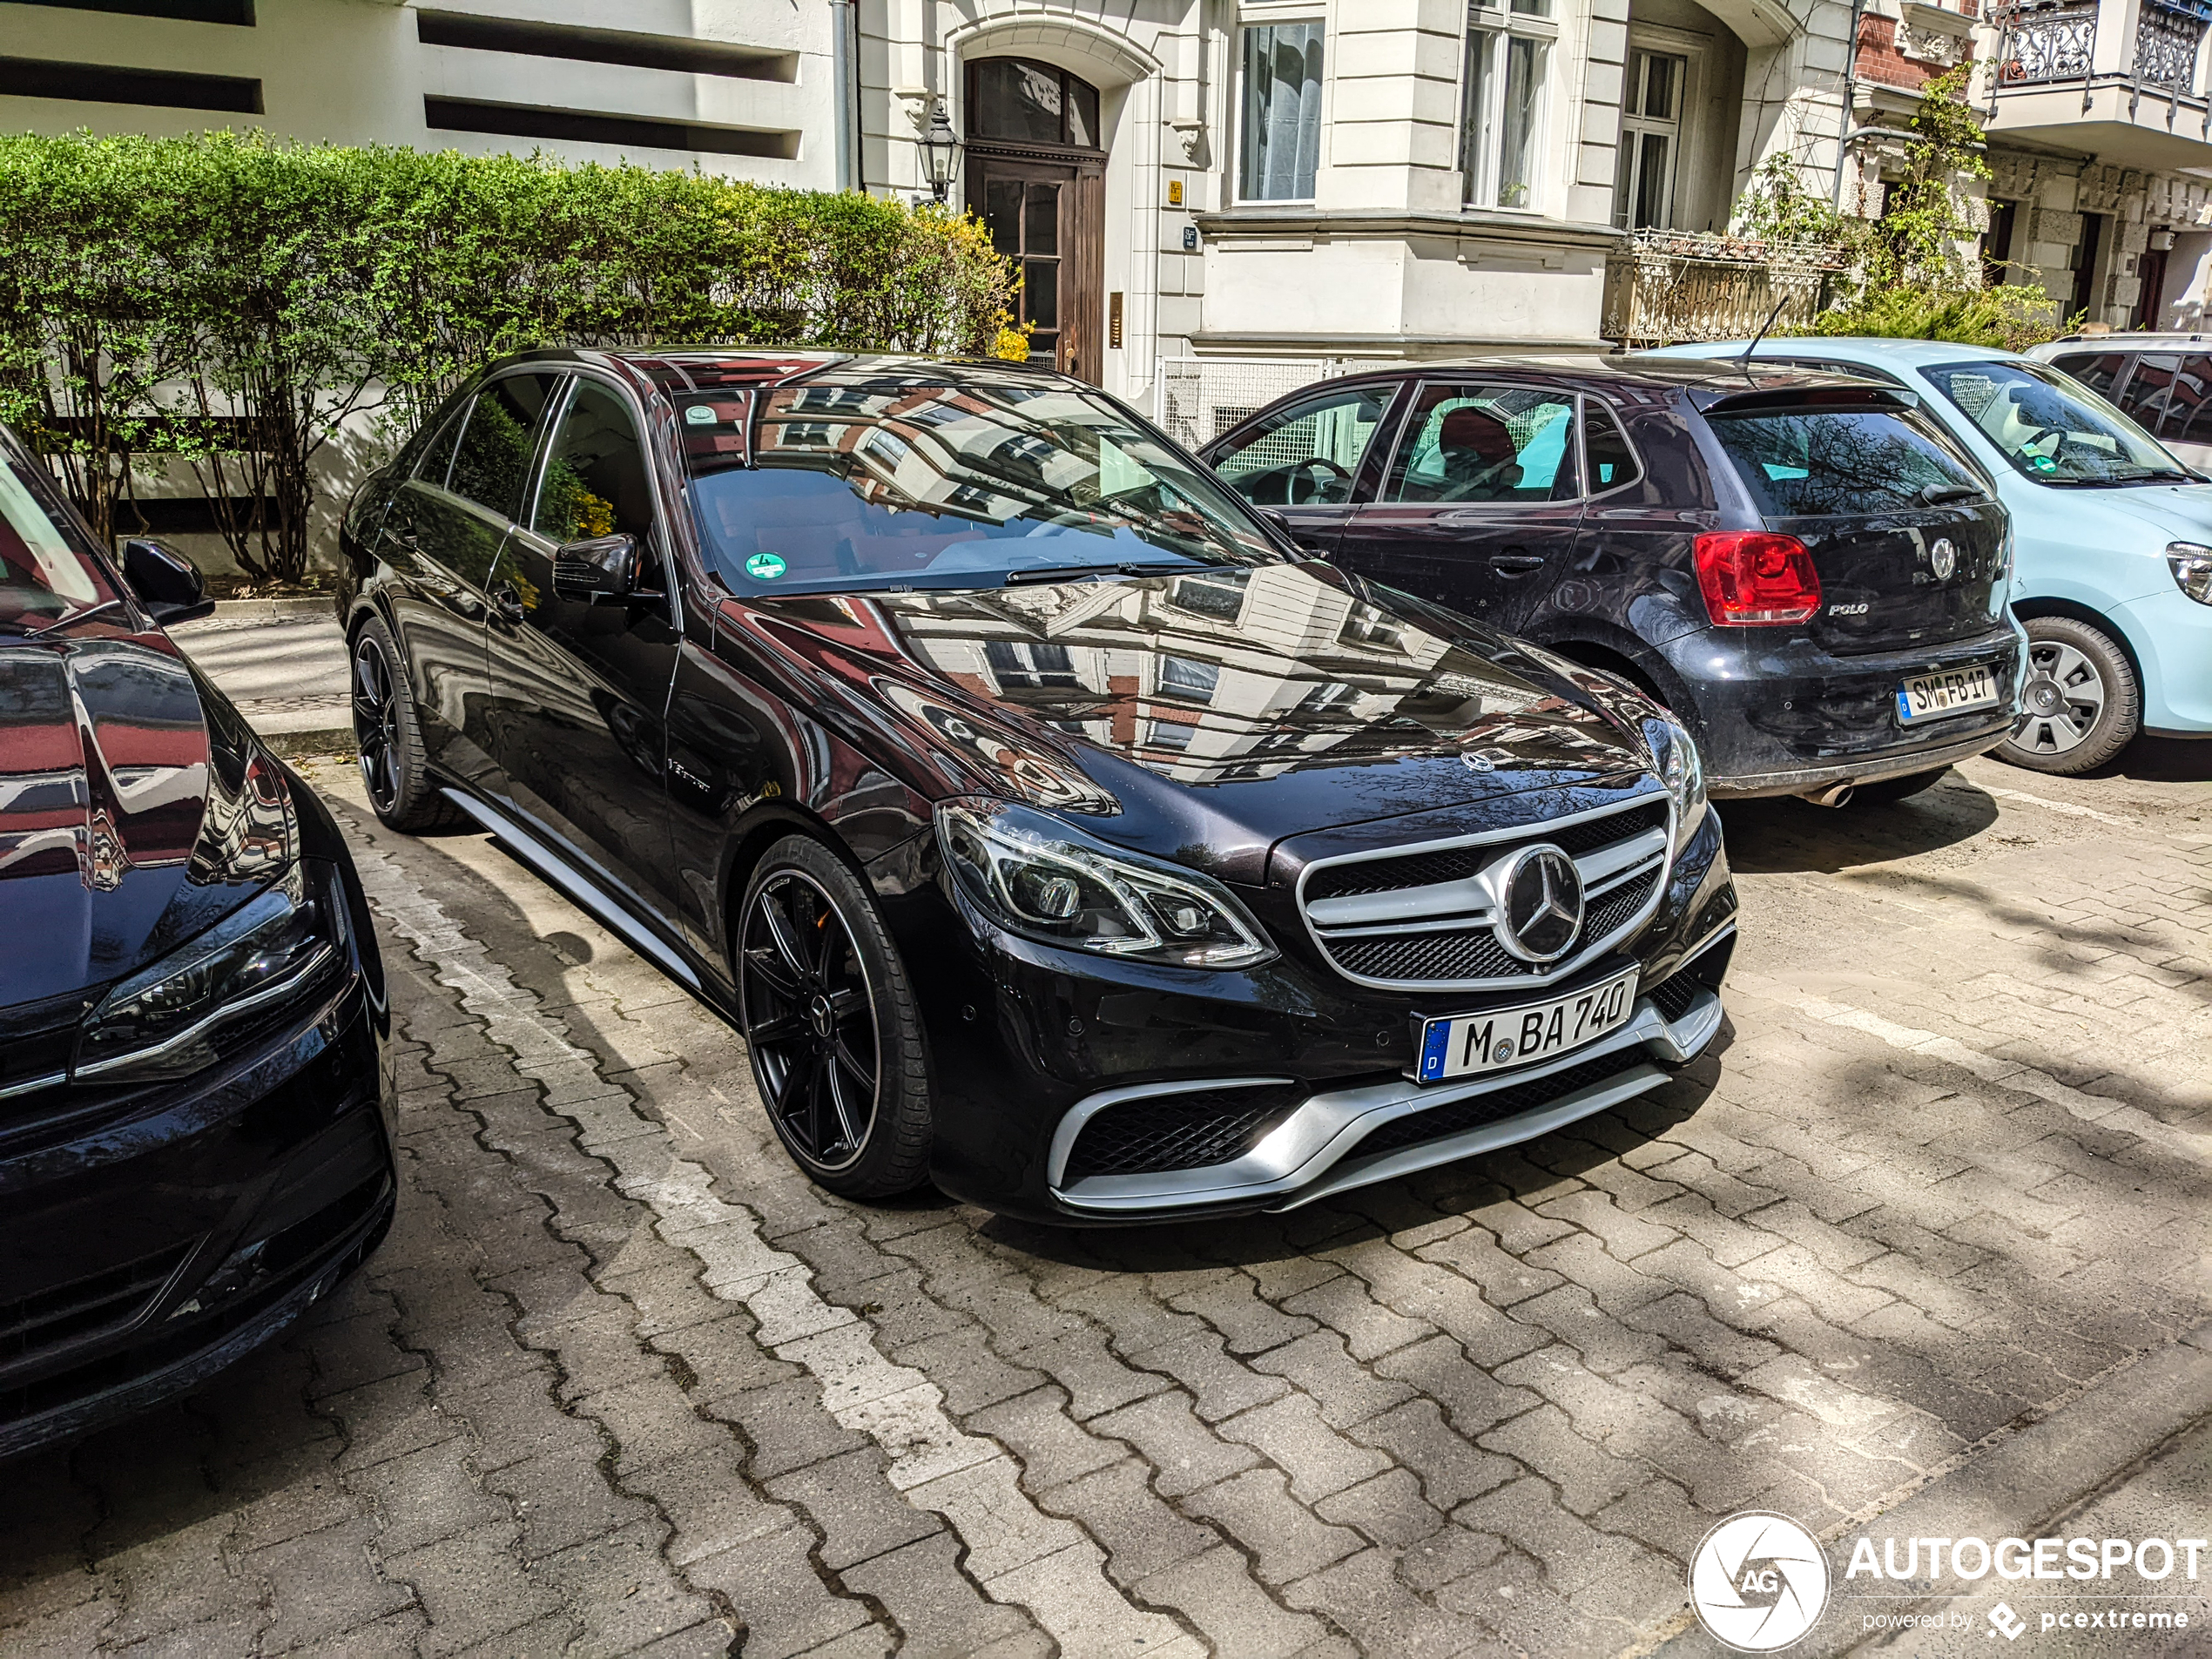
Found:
[1064,1086,1303,1182]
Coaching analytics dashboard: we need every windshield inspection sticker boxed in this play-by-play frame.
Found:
[745,552,787,581]
[684,405,717,425]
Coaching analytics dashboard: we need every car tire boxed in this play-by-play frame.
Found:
[1850,766,1950,806]
[736,835,933,1199]
[1998,616,2140,776]
[351,617,464,833]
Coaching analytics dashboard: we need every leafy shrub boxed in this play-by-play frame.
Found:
[0,132,1017,582]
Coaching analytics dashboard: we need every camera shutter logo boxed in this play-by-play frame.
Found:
[1689,1512,1830,1651]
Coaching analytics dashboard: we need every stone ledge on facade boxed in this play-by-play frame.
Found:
[1191,207,1624,252]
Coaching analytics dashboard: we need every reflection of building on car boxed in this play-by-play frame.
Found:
[1204,355,2027,805]
[337,349,1735,1222]
[1662,338,2212,775]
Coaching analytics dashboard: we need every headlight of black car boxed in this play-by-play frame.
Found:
[936,798,1274,969]
[74,753,349,1084]
[1642,713,1707,840]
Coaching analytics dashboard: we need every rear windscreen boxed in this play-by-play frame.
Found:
[1708,408,1981,516]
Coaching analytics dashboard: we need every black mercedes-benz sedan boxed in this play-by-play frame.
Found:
[0,427,395,1458]
[1202,355,2027,806]
[337,350,1736,1223]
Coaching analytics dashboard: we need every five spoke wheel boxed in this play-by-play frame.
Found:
[353,634,403,815]
[739,869,881,1172]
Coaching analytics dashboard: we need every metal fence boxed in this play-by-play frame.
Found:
[1155,356,1345,451]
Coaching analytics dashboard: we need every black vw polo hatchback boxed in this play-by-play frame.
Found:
[0,425,395,1458]
[338,351,1736,1224]
[1203,356,2027,806]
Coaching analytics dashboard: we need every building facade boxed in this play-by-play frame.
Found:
[9,0,2212,421]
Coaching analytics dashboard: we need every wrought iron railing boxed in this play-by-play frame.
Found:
[2132,1,2207,91]
[1601,232,1845,347]
[1991,0,2099,84]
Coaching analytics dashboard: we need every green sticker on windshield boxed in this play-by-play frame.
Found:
[745,552,787,581]
[2028,453,2058,473]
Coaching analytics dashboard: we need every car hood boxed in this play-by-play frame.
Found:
[0,625,226,1015]
[731,561,1655,882]
[2057,480,2212,550]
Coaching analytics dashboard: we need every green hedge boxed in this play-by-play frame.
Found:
[0,131,1016,582]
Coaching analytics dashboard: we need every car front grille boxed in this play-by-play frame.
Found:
[1064,1085,1304,1182]
[1,1242,195,1367]
[1349,1054,1642,1163]
[1298,793,1672,992]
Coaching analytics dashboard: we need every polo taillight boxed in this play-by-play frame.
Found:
[1694,532,1821,626]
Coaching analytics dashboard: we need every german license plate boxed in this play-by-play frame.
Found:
[1413,969,1639,1084]
[1897,664,1999,723]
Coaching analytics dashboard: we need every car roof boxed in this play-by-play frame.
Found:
[1652,337,2047,371]
[1312,350,1888,399]
[488,346,1069,398]
[2031,333,2212,353]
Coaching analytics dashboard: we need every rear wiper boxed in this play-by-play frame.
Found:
[1004,561,1192,586]
[1918,483,1984,506]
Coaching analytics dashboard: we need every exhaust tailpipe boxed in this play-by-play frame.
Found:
[1804,783,1855,808]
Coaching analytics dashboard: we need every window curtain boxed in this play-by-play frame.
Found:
[1241,22,1325,200]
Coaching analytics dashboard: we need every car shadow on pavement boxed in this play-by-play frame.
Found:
[2087,733,2212,783]
[1717,782,2000,876]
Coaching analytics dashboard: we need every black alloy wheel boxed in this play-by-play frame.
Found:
[736,838,932,1196]
[349,616,462,832]
[353,634,402,816]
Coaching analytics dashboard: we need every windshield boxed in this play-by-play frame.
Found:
[679,367,1282,596]
[2,456,114,631]
[1922,359,2192,486]
[1708,407,1983,516]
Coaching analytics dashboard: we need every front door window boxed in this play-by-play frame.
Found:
[1211,386,1393,507]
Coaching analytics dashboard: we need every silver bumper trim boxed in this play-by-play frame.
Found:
[1050,984,1724,1217]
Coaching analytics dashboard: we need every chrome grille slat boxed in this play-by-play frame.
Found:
[1297,792,1673,992]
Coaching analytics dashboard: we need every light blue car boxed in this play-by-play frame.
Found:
[1649,337,2212,774]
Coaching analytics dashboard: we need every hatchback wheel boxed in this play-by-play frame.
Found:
[737,836,932,1197]
[351,617,462,832]
[1998,617,2139,775]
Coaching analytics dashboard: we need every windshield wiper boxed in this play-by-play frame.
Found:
[1003,561,1194,586]
[21,597,125,638]
[1919,483,1984,506]
[2103,467,2198,483]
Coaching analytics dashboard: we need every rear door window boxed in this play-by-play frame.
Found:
[1708,408,1981,516]
[2153,354,2212,451]
[1210,386,1393,506]
[1581,402,1642,492]
[2050,351,2128,401]
[1383,384,1580,503]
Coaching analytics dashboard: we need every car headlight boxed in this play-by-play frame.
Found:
[1642,714,1706,836]
[936,798,1274,968]
[75,860,347,1083]
[2168,542,2212,604]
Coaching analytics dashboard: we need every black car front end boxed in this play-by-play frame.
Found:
[880,759,1733,1226]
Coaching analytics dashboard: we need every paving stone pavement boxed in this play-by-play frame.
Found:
[2,748,2208,1658]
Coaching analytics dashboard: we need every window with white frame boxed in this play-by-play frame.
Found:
[1239,18,1325,201]
[1615,46,1689,229]
[1461,0,1554,212]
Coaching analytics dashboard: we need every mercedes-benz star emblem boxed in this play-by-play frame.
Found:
[1930,537,1956,581]
[1492,845,1584,964]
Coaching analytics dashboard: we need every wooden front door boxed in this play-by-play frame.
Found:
[970,152,1103,383]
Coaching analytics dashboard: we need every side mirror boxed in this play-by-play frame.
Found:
[551,533,643,604]
[120,537,213,625]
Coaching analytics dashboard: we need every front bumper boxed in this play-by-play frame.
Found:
[878,795,1736,1224]
[1048,932,1730,1218]
[1662,624,2024,797]
[0,941,395,1460]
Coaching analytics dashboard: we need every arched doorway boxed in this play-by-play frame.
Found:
[964,57,1106,384]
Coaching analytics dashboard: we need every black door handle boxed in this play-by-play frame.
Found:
[1490,553,1546,574]
[489,583,525,624]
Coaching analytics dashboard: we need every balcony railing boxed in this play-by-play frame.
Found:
[1989,0,2209,107]
[1601,231,1845,347]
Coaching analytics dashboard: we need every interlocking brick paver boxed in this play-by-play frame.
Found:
[7,756,2208,1657]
